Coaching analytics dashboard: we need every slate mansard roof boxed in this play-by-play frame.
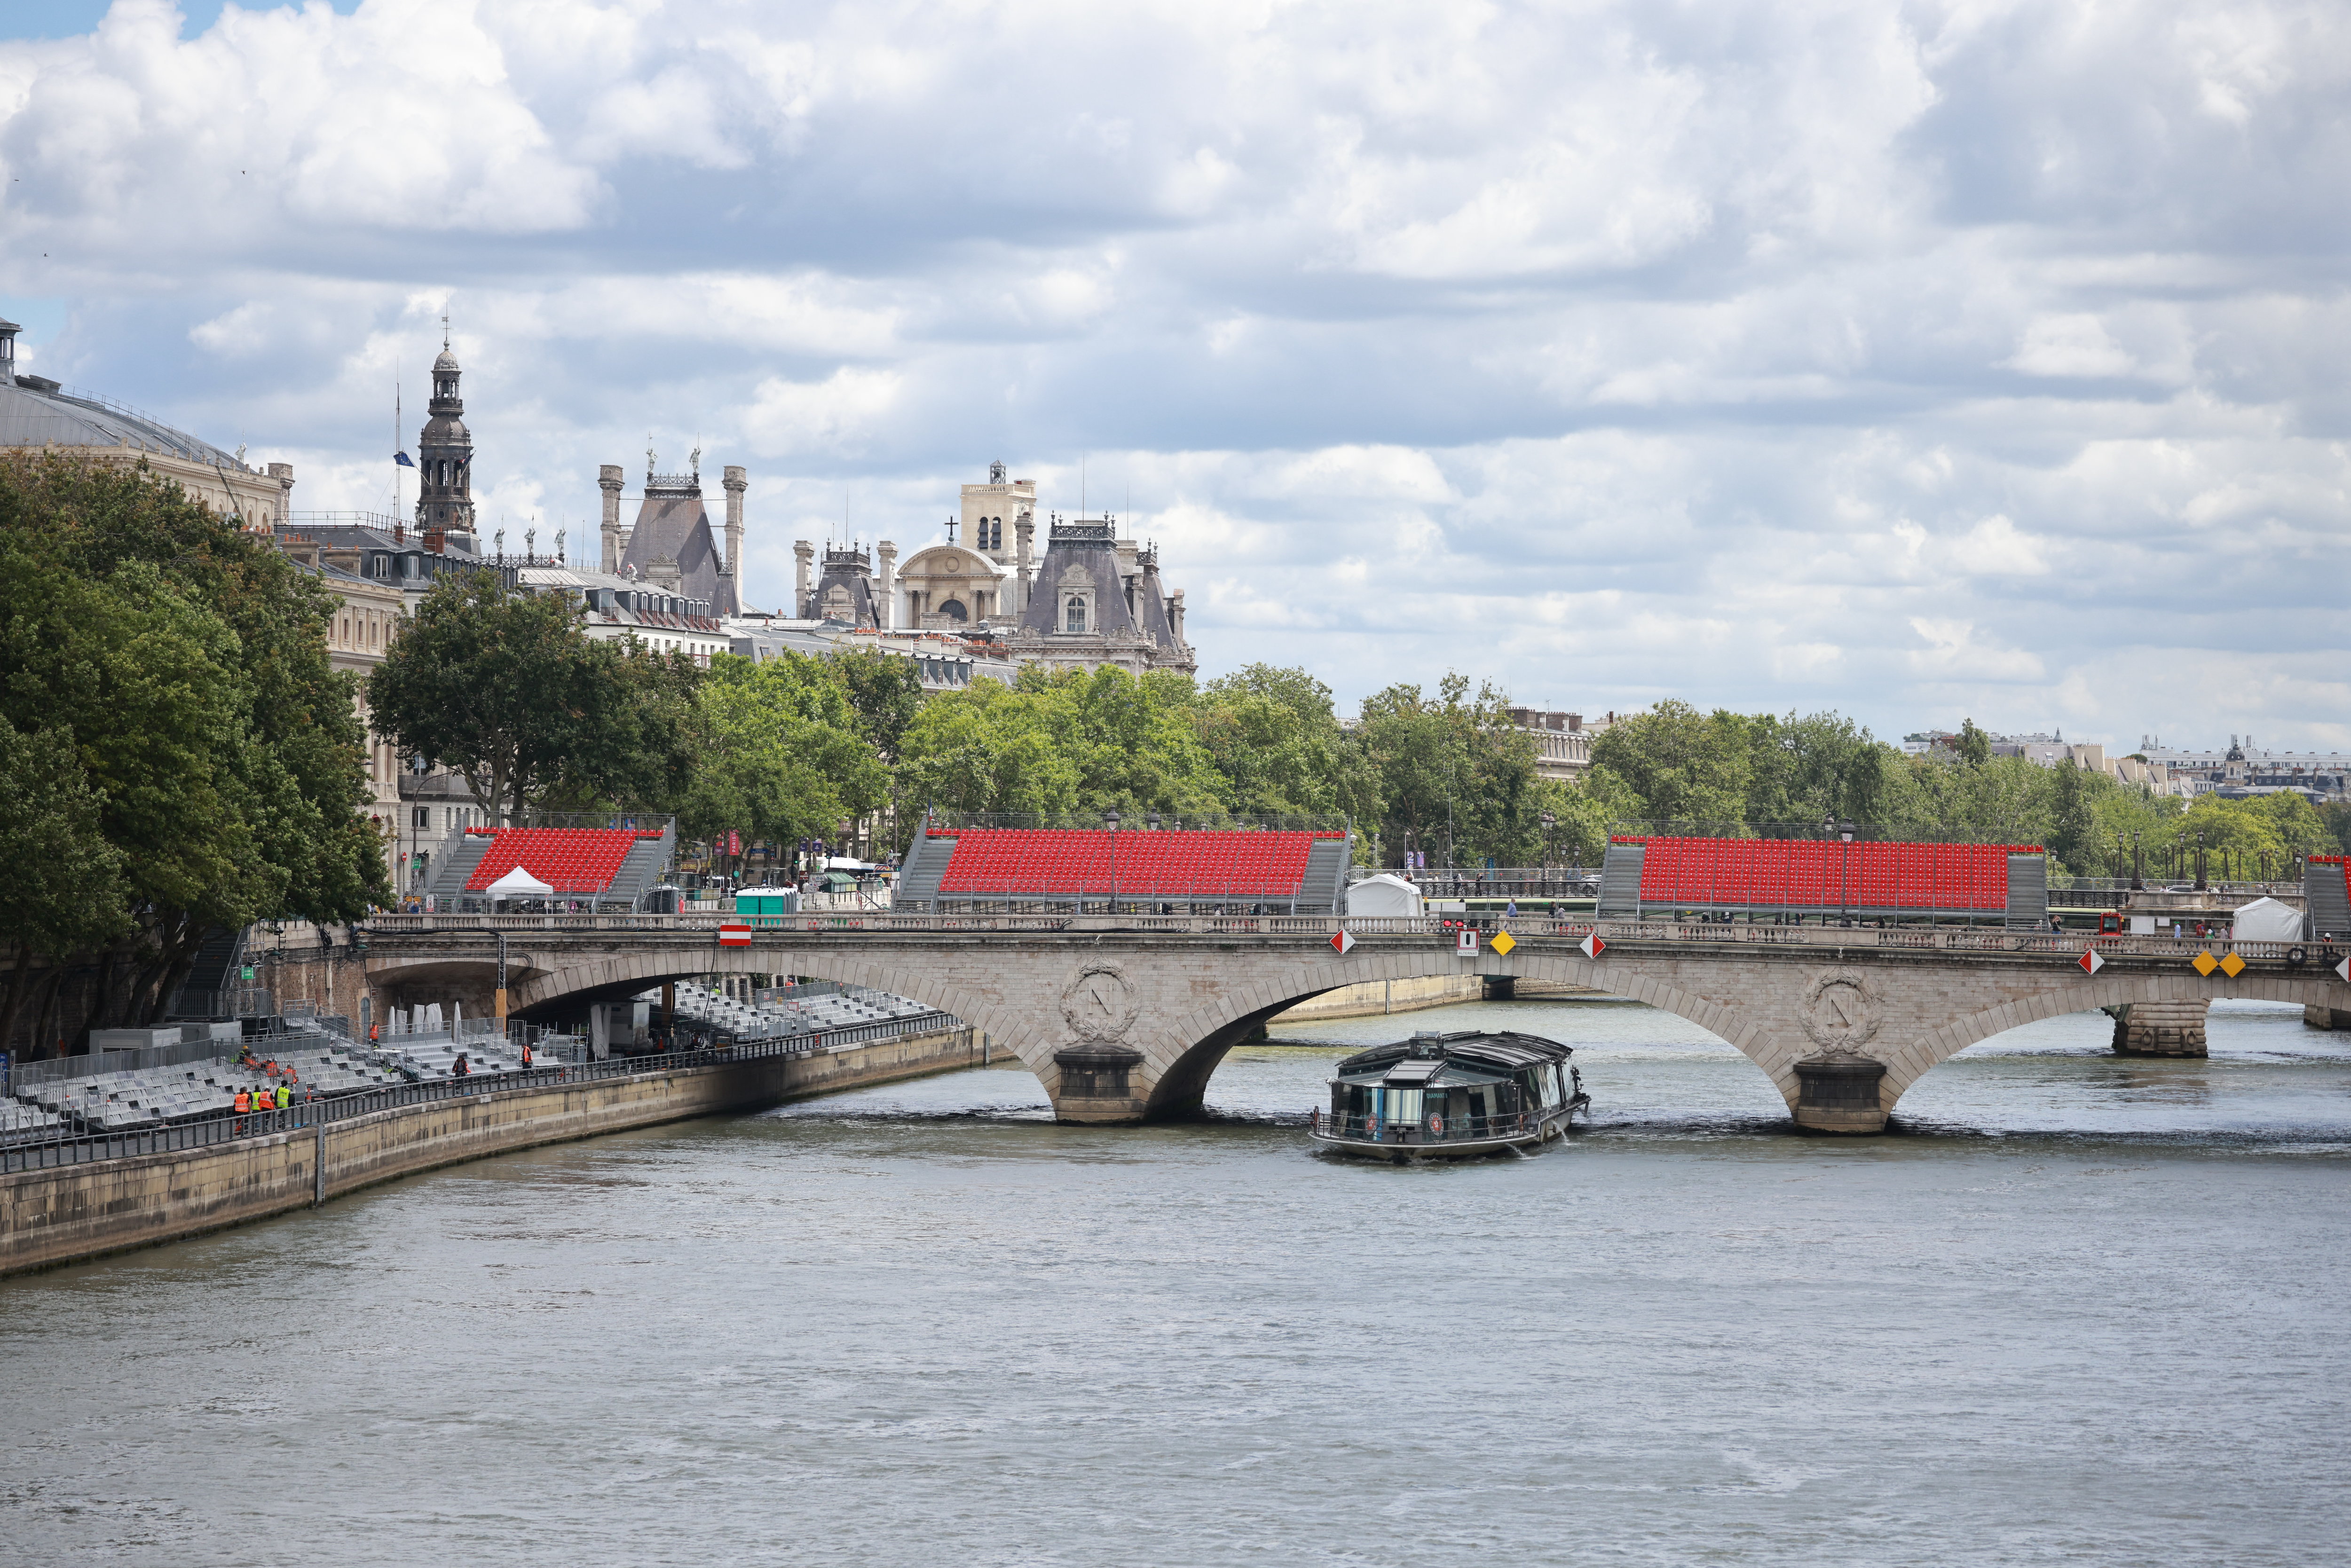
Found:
[618,475,737,615]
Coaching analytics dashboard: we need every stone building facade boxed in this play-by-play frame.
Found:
[790,460,1195,675]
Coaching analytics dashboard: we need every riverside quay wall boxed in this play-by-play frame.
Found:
[1,1025,976,1277]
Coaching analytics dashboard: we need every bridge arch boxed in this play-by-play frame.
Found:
[1136,949,1795,1118]
[1878,970,2342,1106]
[375,950,1070,1099]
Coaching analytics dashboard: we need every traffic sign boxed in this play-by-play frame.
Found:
[1456,930,1479,955]
[1489,930,1516,957]
[1330,930,1356,955]
[1579,934,1605,961]
[718,924,752,947]
[2219,952,2246,978]
[2192,951,2217,977]
[2078,949,2103,975]
[2337,955,2351,983]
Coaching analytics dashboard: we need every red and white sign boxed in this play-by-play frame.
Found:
[1580,934,1606,961]
[2337,955,2351,984]
[1331,930,1356,955]
[728,829,742,856]
[2078,949,2104,975]
[1456,930,1480,955]
[718,924,753,947]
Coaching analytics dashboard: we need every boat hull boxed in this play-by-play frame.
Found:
[1308,1095,1589,1161]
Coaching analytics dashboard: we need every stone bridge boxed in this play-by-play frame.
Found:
[359,914,2350,1134]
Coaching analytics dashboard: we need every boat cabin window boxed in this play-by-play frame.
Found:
[1376,1087,1423,1125]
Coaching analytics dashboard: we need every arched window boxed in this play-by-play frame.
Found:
[1065,595,1087,633]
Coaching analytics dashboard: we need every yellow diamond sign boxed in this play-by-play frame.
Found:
[1489,929,1517,956]
[2192,951,2218,977]
[2219,951,2246,978]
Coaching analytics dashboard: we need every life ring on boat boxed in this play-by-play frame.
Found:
[1427,1113,1444,1135]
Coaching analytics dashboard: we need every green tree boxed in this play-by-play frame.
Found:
[675,651,887,875]
[368,571,700,822]
[1585,701,1754,827]
[834,646,927,762]
[1194,662,1374,820]
[0,451,386,1042]
[1354,673,1543,866]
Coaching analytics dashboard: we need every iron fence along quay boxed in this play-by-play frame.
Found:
[1,1012,965,1174]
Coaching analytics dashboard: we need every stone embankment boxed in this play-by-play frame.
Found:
[1,1025,976,1277]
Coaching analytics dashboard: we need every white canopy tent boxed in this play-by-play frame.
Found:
[485,866,554,903]
[2231,896,2305,942]
[1346,873,1426,918]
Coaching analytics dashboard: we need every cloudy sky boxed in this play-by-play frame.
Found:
[3,0,2345,750]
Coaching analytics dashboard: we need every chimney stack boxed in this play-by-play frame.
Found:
[1169,588,1186,648]
[599,465,624,573]
[0,317,17,387]
[794,540,814,618]
[1014,508,1035,615]
[722,465,747,574]
[876,540,897,630]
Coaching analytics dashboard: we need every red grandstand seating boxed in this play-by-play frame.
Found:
[463,827,662,894]
[931,828,1336,900]
[1629,835,2035,913]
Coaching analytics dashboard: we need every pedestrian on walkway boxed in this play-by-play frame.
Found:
[452,1053,471,1078]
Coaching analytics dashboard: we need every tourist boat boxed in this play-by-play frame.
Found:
[1309,1030,1589,1161]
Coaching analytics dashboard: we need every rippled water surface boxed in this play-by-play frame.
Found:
[6,997,2350,1566]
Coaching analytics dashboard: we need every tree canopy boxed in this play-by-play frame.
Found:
[0,452,387,1045]
[367,571,700,823]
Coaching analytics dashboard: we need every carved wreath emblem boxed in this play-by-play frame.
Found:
[1800,969,1882,1055]
[1060,960,1140,1043]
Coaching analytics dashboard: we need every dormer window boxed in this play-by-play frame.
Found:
[1064,594,1088,634]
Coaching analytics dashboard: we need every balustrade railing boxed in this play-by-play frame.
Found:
[359,910,2338,965]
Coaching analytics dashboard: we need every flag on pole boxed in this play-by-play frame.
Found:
[394,451,415,467]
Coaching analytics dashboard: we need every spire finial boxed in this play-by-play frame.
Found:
[442,310,450,350]
[647,434,656,479]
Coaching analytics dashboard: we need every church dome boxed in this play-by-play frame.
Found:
[433,349,459,372]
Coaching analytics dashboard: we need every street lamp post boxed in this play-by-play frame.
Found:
[1103,808,1120,914]
[2194,831,2207,892]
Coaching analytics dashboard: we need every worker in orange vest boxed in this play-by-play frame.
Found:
[232,1087,250,1133]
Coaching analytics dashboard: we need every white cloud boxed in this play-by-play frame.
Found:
[0,0,2344,746]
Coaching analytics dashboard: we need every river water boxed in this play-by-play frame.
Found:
[6,997,2350,1566]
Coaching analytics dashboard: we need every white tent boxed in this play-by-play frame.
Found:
[485,866,553,900]
[1347,873,1425,918]
[2231,896,2304,942]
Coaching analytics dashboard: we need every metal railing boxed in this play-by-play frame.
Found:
[2,1016,971,1174]
[1308,1107,1569,1146]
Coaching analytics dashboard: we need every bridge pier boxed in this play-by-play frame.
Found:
[2108,999,2209,1057]
[1791,1054,1889,1135]
[1051,1044,1148,1123]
